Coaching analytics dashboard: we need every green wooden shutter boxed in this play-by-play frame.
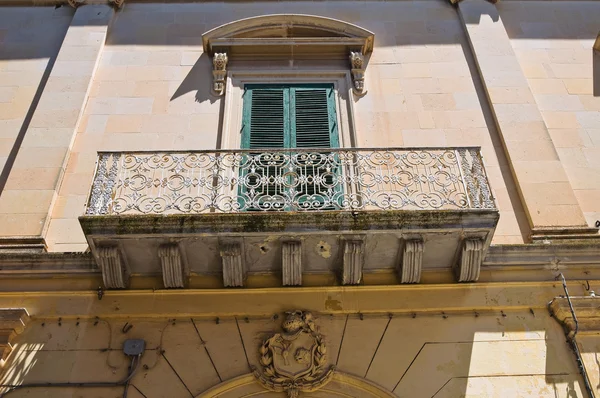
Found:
[240,84,341,211]
[242,84,338,149]
[241,86,290,149]
[290,85,338,149]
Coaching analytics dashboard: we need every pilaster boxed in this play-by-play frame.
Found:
[456,0,598,241]
[0,5,114,251]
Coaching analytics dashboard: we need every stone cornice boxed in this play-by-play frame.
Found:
[0,242,597,289]
[0,282,591,318]
[549,297,600,333]
[0,252,97,274]
[483,242,600,268]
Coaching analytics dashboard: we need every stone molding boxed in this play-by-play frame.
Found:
[282,241,302,286]
[202,14,374,55]
[0,237,46,254]
[549,297,600,333]
[455,238,484,282]
[399,239,423,284]
[97,246,129,289]
[158,244,186,288]
[200,372,396,398]
[530,226,600,243]
[220,242,245,287]
[0,309,29,364]
[342,239,365,285]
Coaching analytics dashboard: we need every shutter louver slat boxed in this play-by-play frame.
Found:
[294,89,332,148]
[249,89,285,149]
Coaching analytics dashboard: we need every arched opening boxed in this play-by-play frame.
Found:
[196,372,396,397]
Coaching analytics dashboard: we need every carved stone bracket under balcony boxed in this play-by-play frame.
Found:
[282,241,302,286]
[158,244,186,288]
[97,246,129,289]
[220,242,245,287]
[399,239,424,284]
[342,239,365,285]
[455,238,485,282]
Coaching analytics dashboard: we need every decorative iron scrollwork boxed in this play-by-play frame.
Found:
[85,147,496,215]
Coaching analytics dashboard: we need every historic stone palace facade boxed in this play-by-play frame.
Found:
[0,0,599,396]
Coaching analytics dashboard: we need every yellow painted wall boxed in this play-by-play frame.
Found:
[0,310,584,397]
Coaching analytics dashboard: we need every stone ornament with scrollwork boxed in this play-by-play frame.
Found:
[253,311,334,397]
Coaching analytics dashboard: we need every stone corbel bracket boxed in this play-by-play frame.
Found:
[0,309,30,365]
[454,238,485,282]
[158,244,187,288]
[220,241,245,287]
[342,237,365,285]
[212,53,228,96]
[282,240,302,286]
[349,51,367,97]
[399,239,424,284]
[97,246,129,289]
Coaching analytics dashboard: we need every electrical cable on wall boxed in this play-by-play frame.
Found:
[0,339,145,398]
[555,273,595,398]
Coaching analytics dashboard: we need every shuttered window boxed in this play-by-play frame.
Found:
[241,84,339,149]
[240,84,340,210]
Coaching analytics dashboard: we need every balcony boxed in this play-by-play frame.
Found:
[79,148,499,289]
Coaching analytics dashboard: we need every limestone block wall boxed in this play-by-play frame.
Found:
[0,311,584,397]
[47,0,527,251]
[0,7,72,228]
[499,1,600,229]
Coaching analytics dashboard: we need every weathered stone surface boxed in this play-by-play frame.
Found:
[342,239,364,285]
[220,243,244,287]
[158,244,186,288]
[97,246,128,289]
[399,239,423,284]
[455,238,484,282]
[282,241,302,286]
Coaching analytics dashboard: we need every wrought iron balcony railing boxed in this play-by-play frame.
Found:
[84,147,496,216]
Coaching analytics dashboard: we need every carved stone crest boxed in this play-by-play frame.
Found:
[253,311,334,397]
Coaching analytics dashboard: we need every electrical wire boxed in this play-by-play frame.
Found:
[555,273,595,398]
[0,353,142,398]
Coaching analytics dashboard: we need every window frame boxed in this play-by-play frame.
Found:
[241,83,340,150]
[220,70,357,151]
